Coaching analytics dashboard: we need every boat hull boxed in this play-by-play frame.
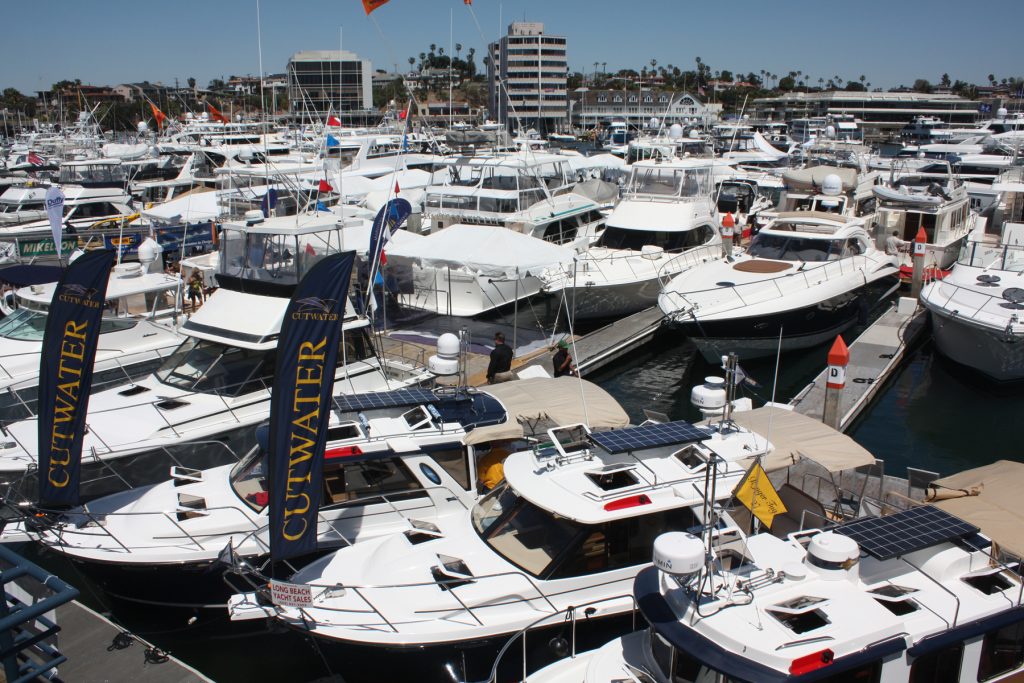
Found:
[561,278,666,320]
[929,308,1024,383]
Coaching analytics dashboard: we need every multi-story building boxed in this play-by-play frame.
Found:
[487,22,567,132]
[571,89,720,129]
[286,50,372,118]
[752,91,981,140]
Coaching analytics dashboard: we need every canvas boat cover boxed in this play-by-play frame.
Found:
[726,406,876,473]
[926,460,1024,558]
[141,190,219,225]
[465,377,629,444]
[336,223,423,257]
[386,224,573,278]
[782,166,859,192]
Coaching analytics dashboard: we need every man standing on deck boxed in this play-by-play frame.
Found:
[885,231,908,256]
[552,339,575,377]
[487,332,514,384]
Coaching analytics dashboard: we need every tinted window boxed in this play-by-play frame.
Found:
[978,622,1024,681]
[424,446,470,490]
[322,458,423,507]
[910,642,963,683]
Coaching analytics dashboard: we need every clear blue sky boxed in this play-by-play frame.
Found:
[3,0,1021,94]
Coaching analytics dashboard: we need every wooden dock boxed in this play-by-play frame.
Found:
[54,601,213,683]
[789,298,928,432]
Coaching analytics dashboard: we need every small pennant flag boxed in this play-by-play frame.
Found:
[327,115,342,127]
[362,0,390,14]
[318,179,333,193]
[394,180,401,194]
[734,461,786,529]
[326,134,340,148]
[315,201,328,212]
[150,102,167,129]
[208,102,229,123]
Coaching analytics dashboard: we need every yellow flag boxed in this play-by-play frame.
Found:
[734,462,786,528]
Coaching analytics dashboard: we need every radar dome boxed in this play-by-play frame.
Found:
[691,376,727,417]
[821,173,843,196]
[648,116,660,130]
[136,121,149,133]
[653,532,704,578]
[806,531,860,580]
[668,123,684,139]
[428,332,461,376]
[997,107,1009,118]
[825,125,836,138]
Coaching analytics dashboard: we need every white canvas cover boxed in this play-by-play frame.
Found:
[102,143,151,161]
[465,377,629,444]
[141,190,219,225]
[726,407,876,473]
[385,225,573,278]
[926,460,1024,558]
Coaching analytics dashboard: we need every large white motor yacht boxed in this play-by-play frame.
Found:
[659,212,899,360]
[921,173,1024,382]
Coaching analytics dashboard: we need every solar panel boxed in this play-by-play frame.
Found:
[333,388,438,413]
[835,505,979,561]
[589,421,710,454]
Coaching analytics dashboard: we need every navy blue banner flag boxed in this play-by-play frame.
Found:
[269,251,356,561]
[37,249,116,506]
[367,198,411,284]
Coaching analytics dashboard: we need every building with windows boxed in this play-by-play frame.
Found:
[286,50,372,119]
[571,89,720,129]
[487,22,568,132]
[752,91,980,140]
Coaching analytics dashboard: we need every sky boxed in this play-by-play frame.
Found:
[3,0,1022,94]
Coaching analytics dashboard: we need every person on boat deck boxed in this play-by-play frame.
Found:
[885,230,908,255]
[552,339,575,377]
[486,332,514,384]
[477,441,512,491]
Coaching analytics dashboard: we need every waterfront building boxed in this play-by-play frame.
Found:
[286,50,372,118]
[752,90,980,140]
[487,22,568,132]
[570,89,720,129]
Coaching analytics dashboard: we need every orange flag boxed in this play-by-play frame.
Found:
[149,102,167,129]
[208,102,229,123]
[464,0,472,4]
[362,0,389,14]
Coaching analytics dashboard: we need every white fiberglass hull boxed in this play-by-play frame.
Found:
[929,307,1024,382]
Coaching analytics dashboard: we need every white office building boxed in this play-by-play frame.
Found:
[286,50,373,117]
[487,22,568,133]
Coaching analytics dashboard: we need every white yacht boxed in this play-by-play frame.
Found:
[659,212,899,360]
[921,173,1024,382]
[541,158,723,320]
[227,412,784,662]
[0,212,431,504]
[0,186,48,226]
[873,161,975,274]
[0,259,183,422]
[21,378,628,604]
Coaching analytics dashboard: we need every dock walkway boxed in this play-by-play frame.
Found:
[790,298,928,432]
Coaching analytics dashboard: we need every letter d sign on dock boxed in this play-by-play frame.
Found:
[823,335,849,431]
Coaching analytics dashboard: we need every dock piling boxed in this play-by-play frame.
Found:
[911,226,927,299]
[823,335,849,430]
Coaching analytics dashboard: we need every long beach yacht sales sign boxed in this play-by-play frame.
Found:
[269,252,356,561]
[37,250,115,505]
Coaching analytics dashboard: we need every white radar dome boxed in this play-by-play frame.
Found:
[806,531,860,580]
[653,532,704,578]
[821,173,843,196]
[668,123,684,139]
[997,107,1008,118]
[137,121,149,133]
[825,125,836,138]
[648,117,660,130]
[691,376,727,417]
[428,332,461,376]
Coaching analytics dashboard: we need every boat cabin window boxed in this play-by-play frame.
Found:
[0,307,140,341]
[422,444,471,490]
[747,233,844,262]
[477,196,518,214]
[540,217,580,245]
[70,202,122,220]
[899,211,937,242]
[156,337,274,397]
[596,225,715,252]
[627,167,712,198]
[758,186,783,206]
[58,163,126,185]
[909,642,963,683]
[0,201,44,213]
[219,227,343,286]
[963,569,1014,595]
[717,182,756,214]
[649,629,743,683]
[674,445,707,471]
[322,457,423,507]
[978,621,1024,681]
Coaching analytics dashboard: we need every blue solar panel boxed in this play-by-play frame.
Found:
[333,388,439,413]
[589,421,710,454]
[835,505,978,561]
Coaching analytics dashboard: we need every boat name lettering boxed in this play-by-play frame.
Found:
[48,320,90,488]
[282,337,327,542]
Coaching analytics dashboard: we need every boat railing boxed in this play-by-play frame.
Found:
[286,566,586,634]
[558,243,720,287]
[463,592,639,683]
[661,253,872,320]
[957,238,1024,271]
[925,278,1024,333]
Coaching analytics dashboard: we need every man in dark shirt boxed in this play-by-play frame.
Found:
[486,332,514,384]
[552,339,574,377]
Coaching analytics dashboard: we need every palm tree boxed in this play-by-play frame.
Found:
[408,56,415,71]
[988,74,996,86]
[601,62,606,75]
[818,77,824,90]
[859,74,866,85]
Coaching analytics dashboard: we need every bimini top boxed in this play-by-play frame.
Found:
[725,406,875,473]
[464,377,629,444]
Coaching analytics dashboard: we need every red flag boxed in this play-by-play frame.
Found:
[398,109,407,120]
[149,102,167,129]
[318,179,333,192]
[208,102,229,123]
[27,152,43,166]
[380,251,387,265]
[305,242,316,256]
[327,115,342,127]
[464,0,472,4]
[394,180,401,194]
[362,0,389,15]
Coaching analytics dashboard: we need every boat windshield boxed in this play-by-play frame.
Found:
[596,225,715,252]
[0,201,44,213]
[230,447,268,512]
[627,167,711,198]
[218,227,339,287]
[0,309,47,341]
[747,233,849,262]
[471,483,583,577]
[156,337,274,397]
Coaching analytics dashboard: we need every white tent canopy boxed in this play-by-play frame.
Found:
[141,190,219,225]
[385,224,573,278]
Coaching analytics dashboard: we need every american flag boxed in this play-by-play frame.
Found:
[27,151,43,166]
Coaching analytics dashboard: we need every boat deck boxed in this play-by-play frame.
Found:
[789,298,928,431]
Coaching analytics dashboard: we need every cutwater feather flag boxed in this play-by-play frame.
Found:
[37,249,116,506]
[268,251,356,561]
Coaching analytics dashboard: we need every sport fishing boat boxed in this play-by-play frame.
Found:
[17,378,627,604]
[659,212,899,360]
[540,158,722,320]
[0,254,183,422]
[529,459,1024,683]
[0,212,431,504]
[226,407,801,677]
[920,172,1024,382]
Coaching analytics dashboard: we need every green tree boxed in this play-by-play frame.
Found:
[913,79,934,93]
[187,77,196,89]
[778,75,796,91]
[940,73,951,88]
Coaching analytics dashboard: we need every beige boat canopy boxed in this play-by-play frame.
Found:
[465,377,630,445]
[725,407,876,473]
[782,166,859,192]
[926,460,1024,558]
